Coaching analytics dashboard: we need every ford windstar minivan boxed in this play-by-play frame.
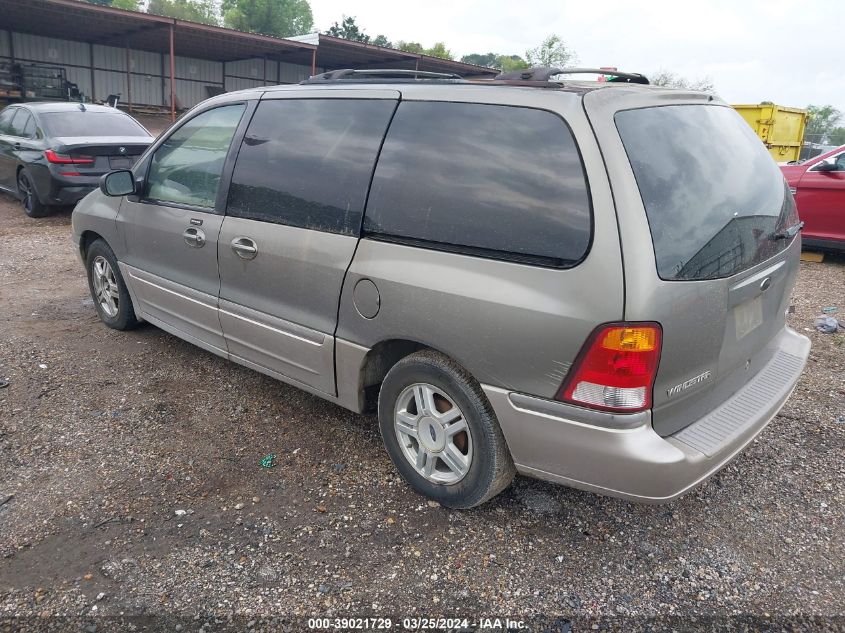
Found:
[72,68,810,508]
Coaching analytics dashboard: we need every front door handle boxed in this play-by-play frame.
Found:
[183,227,206,248]
[231,236,258,260]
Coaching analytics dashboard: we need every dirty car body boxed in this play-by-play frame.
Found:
[71,73,810,508]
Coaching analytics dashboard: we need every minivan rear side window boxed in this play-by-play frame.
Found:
[616,105,796,281]
[226,98,397,235]
[363,102,591,267]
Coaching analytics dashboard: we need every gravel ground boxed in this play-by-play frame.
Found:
[0,191,843,632]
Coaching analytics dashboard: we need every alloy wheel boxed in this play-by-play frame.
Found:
[393,383,473,485]
[91,256,119,318]
[18,174,34,214]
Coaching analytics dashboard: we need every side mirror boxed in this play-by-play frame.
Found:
[100,170,135,196]
[815,162,839,172]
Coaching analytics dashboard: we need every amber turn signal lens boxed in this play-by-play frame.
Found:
[600,327,658,352]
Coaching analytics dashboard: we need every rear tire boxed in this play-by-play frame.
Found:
[17,169,49,218]
[85,239,139,331]
[378,350,515,509]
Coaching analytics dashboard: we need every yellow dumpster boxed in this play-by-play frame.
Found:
[732,103,807,163]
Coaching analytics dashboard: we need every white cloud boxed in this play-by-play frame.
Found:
[310,0,843,108]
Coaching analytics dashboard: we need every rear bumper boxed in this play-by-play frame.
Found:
[47,174,98,206]
[484,326,810,504]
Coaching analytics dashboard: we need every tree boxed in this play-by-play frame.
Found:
[326,15,369,43]
[148,0,219,24]
[460,52,527,71]
[650,69,714,92]
[395,41,424,55]
[460,53,498,67]
[424,42,453,60]
[222,0,314,38]
[497,55,528,72]
[525,34,577,69]
[83,0,139,8]
[395,41,453,59]
[805,105,843,144]
[371,35,392,48]
[828,127,845,146]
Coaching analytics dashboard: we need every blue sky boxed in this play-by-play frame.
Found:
[310,0,844,109]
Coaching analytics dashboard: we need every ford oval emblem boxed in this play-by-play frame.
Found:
[760,277,772,292]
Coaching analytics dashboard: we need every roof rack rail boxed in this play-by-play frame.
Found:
[302,68,462,84]
[495,67,649,84]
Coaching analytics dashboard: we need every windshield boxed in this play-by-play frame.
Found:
[41,111,149,137]
[616,104,796,281]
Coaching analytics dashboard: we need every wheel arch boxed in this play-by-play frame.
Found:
[357,338,473,413]
[16,164,46,203]
[79,230,107,261]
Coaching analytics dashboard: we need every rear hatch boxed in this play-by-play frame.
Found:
[595,97,802,436]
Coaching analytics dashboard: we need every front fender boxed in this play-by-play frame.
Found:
[71,189,122,261]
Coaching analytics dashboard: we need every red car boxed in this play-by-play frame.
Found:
[780,145,845,251]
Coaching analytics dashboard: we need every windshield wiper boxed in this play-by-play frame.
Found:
[773,221,804,240]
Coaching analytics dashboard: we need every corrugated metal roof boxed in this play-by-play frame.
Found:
[0,0,497,77]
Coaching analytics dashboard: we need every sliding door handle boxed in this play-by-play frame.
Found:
[231,236,258,260]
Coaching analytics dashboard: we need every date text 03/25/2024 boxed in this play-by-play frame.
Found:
[307,617,531,630]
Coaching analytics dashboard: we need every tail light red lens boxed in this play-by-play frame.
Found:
[555,322,662,413]
[44,149,94,165]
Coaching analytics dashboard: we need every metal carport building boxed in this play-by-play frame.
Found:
[0,0,496,119]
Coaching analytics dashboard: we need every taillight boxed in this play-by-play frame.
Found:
[555,322,662,413]
[44,149,94,165]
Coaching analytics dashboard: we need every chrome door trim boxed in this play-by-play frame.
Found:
[218,299,325,346]
[218,298,334,392]
[120,263,226,351]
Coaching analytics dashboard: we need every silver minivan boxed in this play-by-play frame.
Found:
[72,68,810,508]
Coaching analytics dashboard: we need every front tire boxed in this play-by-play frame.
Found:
[378,350,515,509]
[17,169,49,218]
[85,239,139,331]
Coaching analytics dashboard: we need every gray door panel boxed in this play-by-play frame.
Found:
[117,201,226,351]
[114,102,248,353]
[121,261,226,354]
[218,298,334,388]
[216,94,397,395]
[217,218,358,394]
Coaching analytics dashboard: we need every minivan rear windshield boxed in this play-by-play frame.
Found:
[40,111,149,138]
[616,105,796,281]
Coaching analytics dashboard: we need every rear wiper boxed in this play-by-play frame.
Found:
[773,221,804,240]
